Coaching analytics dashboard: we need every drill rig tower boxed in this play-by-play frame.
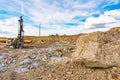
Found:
[6,16,24,48]
[17,16,24,48]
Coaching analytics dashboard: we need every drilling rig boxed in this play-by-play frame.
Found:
[6,16,24,48]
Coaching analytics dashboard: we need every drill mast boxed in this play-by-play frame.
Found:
[17,16,24,48]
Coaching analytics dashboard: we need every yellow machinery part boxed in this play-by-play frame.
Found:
[0,38,32,43]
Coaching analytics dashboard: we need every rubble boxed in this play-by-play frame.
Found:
[0,42,74,76]
[0,55,5,61]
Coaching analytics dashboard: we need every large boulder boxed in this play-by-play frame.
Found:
[73,27,120,68]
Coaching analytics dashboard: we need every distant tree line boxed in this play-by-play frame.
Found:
[49,33,67,36]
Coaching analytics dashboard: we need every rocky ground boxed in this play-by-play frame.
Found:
[0,27,120,80]
[0,42,76,80]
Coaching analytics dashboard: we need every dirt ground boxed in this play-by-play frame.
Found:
[0,35,120,80]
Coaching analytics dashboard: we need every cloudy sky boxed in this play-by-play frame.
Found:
[0,0,120,37]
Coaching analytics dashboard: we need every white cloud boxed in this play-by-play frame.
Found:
[0,0,120,37]
[0,17,39,37]
[40,25,82,36]
[84,15,116,29]
[104,9,120,18]
[1,9,120,37]
[0,17,18,37]
[24,25,39,36]
[82,9,120,32]
[19,0,98,25]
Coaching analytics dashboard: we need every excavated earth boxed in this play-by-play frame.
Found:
[0,27,120,80]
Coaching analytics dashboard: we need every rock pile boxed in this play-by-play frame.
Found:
[73,27,120,68]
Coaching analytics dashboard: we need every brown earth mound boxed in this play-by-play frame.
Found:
[108,27,120,32]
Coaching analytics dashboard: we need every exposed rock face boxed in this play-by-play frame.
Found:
[73,27,120,68]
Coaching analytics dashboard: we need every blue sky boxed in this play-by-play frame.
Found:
[0,0,120,37]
